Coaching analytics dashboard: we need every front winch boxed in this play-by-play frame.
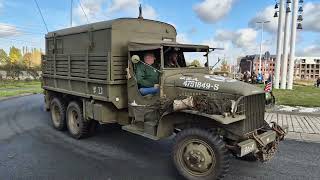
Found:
[237,122,288,161]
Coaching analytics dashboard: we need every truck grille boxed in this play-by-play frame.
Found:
[240,93,266,132]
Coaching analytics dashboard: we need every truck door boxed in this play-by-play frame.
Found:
[126,47,162,122]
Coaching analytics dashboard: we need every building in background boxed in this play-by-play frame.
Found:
[238,55,320,80]
[294,57,320,80]
[238,54,276,77]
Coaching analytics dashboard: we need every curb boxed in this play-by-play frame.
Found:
[268,105,320,117]
[285,132,320,143]
[270,110,320,117]
[0,93,39,102]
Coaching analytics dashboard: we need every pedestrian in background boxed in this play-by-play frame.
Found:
[316,77,320,88]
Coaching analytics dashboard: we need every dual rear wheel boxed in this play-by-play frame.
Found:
[50,98,66,131]
[49,98,93,139]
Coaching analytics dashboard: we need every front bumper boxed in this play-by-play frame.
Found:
[237,123,288,158]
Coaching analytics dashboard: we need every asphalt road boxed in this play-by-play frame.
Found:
[0,94,320,180]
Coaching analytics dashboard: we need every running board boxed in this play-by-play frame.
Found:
[122,124,159,140]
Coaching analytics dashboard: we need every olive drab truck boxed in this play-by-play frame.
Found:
[42,15,287,180]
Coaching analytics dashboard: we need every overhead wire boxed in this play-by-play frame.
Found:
[33,0,49,33]
[0,0,94,51]
[78,0,90,24]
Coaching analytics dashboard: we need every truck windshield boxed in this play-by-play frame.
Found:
[183,52,208,68]
[163,46,208,69]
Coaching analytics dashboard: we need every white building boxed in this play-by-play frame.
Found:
[294,57,320,80]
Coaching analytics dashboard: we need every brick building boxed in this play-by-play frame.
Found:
[238,55,320,80]
[238,54,276,77]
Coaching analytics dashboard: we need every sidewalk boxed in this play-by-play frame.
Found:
[272,105,320,116]
[265,113,320,143]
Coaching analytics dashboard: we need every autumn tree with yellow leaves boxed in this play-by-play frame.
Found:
[9,46,22,64]
[0,46,42,79]
[220,59,230,72]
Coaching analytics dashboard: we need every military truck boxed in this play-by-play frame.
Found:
[42,17,287,180]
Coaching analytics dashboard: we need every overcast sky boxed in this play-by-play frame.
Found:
[0,0,319,64]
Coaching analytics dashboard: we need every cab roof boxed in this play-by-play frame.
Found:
[128,41,209,52]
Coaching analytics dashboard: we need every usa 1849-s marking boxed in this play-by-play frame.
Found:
[180,76,219,91]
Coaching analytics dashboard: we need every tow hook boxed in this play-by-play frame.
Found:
[270,121,287,141]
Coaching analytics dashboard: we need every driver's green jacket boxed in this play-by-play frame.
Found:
[135,63,159,88]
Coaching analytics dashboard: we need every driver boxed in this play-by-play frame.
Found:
[136,52,160,96]
[165,52,180,68]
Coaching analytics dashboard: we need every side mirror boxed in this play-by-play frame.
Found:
[131,55,140,64]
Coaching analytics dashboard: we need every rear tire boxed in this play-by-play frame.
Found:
[50,97,66,131]
[66,101,89,139]
[172,128,229,180]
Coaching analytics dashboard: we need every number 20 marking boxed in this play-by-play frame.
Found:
[93,86,103,95]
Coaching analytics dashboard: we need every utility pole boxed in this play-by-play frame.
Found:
[287,0,298,89]
[274,0,285,89]
[70,0,73,27]
[256,21,270,80]
[280,2,292,89]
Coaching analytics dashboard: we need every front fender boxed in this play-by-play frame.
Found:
[156,111,245,138]
[179,110,246,124]
[157,112,191,138]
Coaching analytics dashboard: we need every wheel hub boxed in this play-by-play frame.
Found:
[52,105,61,126]
[68,109,80,134]
[182,140,215,174]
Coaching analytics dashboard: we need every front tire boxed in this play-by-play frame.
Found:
[66,101,89,139]
[50,97,66,130]
[172,128,229,180]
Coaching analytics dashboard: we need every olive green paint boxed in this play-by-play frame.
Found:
[42,17,278,147]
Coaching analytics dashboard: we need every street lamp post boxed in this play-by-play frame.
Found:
[70,0,73,27]
[256,21,270,82]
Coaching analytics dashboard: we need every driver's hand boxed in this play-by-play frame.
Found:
[154,84,160,88]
